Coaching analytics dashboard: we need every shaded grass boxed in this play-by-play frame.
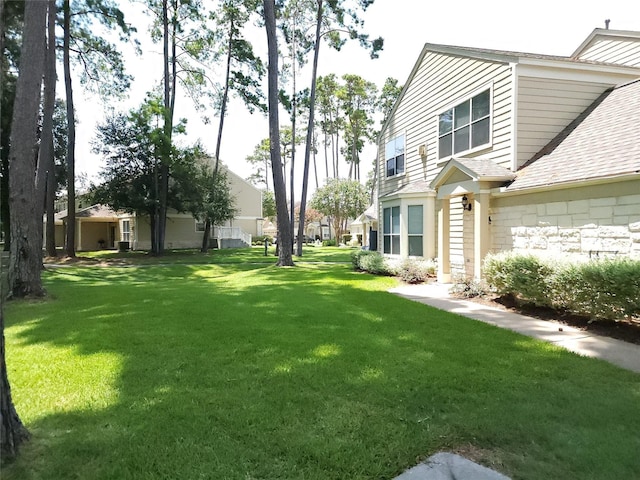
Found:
[3,262,640,479]
[57,245,357,266]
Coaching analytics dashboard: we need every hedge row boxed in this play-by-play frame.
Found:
[351,250,436,284]
[483,252,640,321]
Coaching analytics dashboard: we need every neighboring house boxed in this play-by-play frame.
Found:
[376,27,640,282]
[351,203,378,249]
[49,166,263,251]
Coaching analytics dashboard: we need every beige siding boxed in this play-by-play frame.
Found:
[515,77,612,169]
[379,51,513,198]
[576,38,640,67]
[226,168,262,220]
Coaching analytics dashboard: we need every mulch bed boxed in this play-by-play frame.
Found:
[465,293,640,346]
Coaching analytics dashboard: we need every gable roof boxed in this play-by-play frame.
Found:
[55,204,122,221]
[572,28,640,60]
[430,158,515,192]
[506,79,640,191]
[378,40,640,141]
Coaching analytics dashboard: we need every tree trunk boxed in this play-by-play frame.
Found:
[263,0,293,266]
[0,0,10,252]
[200,218,211,253]
[38,0,56,257]
[8,0,47,297]
[1,307,29,460]
[63,0,76,258]
[296,0,323,257]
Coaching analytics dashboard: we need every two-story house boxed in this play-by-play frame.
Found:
[376,28,640,282]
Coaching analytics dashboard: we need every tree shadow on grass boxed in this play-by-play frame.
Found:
[4,264,640,479]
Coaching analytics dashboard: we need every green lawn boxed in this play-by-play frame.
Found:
[4,254,640,479]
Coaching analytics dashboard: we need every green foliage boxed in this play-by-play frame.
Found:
[90,96,200,218]
[310,178,368,241]
[252,235,273,246]
[261,189,276,219]
[484,253,640,321]
[342,234,352,243]
[322,239,337,247]
[483,252,553,307]
[552,258,640,320]
[351,250,391,275]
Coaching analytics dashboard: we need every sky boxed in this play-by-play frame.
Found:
[71,0,640,199]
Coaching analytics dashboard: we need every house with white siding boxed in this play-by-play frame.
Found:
[376,28,640,282]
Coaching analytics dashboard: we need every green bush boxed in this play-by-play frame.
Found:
[252,235,273,246]
[552,258,640,320]
[342,234,352,244]
[322,239,337,247]
[351,250,392,275]
[484,252,640,321]
[483,252,553,306]
[450,277,491,298]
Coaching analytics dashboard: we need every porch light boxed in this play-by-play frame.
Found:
[461,195,472,212]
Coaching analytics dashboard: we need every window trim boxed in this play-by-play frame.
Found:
[384,133,406,178]
[407,204,423,257]
[382,205,401,255]
[436,85,493,164]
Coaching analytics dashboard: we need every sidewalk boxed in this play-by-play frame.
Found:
[389,282,640,374]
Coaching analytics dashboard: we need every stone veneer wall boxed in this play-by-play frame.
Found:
[489,181,640,261]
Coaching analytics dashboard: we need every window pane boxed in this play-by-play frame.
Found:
[439,109,453,135]
[385,140,395,160]
[383,236,391,254]
[408,205,423,235]
[391,236,400,255]
[453,125,470,154]
[395,135,405,157]
[383,208,391,234]
[471,117,490,148]
[386,158,395,177]
[472,90,490,121]
[408,236,423,256]
[439,133,452,159]
[391,206,400,234]
[396,154,405,174]
[454,100,470,129]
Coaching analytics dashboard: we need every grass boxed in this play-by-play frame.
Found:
[49,245,358,265]
[3,253,640,479]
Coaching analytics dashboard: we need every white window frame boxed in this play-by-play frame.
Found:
[383,206,400,255]
[385,134,406,177]
[407,205,423,257]
[437,85,493,163]
[122,220,130,242]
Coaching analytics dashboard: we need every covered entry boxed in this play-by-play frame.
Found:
[430,158,514,282]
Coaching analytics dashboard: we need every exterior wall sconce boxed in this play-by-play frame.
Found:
[461,195,472,212]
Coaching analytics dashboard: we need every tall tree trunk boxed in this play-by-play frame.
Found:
[38,0,56,257]
[3,0,49,458]
[1,307,29,459]
[63,0,76,258]
[0,0,10,252]
[8,0,46,297]
[296,0,323,257]
[263,0,293,266]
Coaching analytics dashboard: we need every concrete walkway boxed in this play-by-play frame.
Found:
[389,282,640,374]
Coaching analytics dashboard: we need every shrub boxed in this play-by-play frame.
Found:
[483,252,553,306]
[351,250,392,275]
[450,277,491,298]
[342,234,352,244]
[394,258,436,284]
[552,258,640,320]
[252,235,273,246]
[322,239,337,247]
[484,252,640,321]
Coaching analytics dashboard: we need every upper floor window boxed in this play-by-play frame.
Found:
[385,134,405,177]
[438,89,491,159]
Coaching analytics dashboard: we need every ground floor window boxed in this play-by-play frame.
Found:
[383,206,400,254]
[408,205,423,256]
[122,220,130,242]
